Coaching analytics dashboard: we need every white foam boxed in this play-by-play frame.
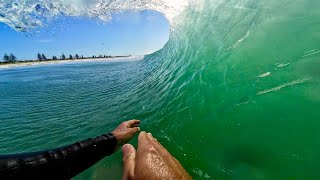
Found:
[277,63,290,68]
[257,78,311,95]
[257,72,271,78]
[302,50,320,58]
[0,0,189,31]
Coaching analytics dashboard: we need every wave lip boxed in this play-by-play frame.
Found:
[0,0,189,31]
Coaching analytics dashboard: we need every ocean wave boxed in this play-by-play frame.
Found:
[0,0,189,31]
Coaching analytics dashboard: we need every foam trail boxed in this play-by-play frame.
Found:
[305,49,317,54]
[257,72,271,78]
[277,63,290,68]
[302,50,320,58]
[257,78,311,95]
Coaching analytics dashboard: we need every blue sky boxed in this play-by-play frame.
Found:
[0,10,170,60]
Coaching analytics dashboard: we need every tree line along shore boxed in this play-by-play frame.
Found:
[1,53,130,64]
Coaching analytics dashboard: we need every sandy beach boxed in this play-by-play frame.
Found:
[0,56,143,69]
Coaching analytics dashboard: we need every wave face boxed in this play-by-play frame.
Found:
[1,0,320,179]
[138,1,320,178]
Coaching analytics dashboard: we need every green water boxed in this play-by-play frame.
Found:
[1,0,320,179]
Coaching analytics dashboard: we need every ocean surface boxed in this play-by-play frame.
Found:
[1,0,320,179]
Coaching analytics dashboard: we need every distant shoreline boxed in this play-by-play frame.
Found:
[0,56,138,69]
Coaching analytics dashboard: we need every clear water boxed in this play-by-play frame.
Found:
[1,0,320,179]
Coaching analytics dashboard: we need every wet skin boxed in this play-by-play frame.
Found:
[112,120,141,151]
[122,131,192,180]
